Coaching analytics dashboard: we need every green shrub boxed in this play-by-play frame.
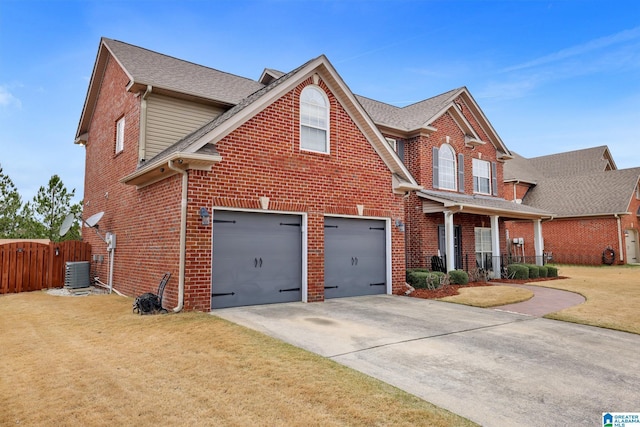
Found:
[448,269,469,285]
[538,266,548,278]
[526,264,540,279]
[546,265,558,277]
[507,264,529,280]
[406,270,445,290]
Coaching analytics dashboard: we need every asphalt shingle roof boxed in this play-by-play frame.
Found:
[522,167,640,217]
[103,38,264,105]
[505,146,614,181]
[503,152,543,183]
[419,190,553,218]
[504,146,638,217]
[355,88,461,131]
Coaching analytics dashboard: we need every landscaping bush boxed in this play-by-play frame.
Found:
[507,264,529,280]
[526,264,540,279]
[448,269,469,285]
[546,265,558,277]
[538,266,548,278]
[406,269,445,290]
[406,268,429,281]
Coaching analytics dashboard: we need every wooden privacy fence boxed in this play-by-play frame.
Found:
[0,241,92,294]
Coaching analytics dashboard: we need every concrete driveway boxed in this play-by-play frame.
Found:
[214,295,640,427]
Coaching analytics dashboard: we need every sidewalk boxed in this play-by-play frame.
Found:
[493,284,585,316]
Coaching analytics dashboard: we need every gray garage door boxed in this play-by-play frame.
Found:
[211,211,302,309]
[324,217,387,299]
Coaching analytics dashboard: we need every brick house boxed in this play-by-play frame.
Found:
[75,38,420,311]
[357,89,553,277]
[75,38,552,311]
[504,146,640,265]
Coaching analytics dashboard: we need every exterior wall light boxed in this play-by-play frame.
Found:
[199,207,210,226]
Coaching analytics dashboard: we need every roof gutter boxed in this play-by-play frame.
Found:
[167,159,187,313]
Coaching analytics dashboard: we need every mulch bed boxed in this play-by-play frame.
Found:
[399,276,567,300]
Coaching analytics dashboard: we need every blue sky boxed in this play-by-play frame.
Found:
[1,0,639,204]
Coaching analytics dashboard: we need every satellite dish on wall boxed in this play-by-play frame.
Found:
[84,211,104,228]
[59,213,76,237]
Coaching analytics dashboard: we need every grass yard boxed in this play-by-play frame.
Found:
[533,264,640,334]
[0,291,476,426]
[438,264,640,334]
[438,286,534,308]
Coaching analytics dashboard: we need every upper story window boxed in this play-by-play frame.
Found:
[437,144,457,191]
[386,137,405,162]
[473,158,491,194]
[300,86,329,153]
[115,116,125,154]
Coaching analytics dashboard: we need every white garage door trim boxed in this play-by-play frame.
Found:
[324,214,392,296]
[211,207,308,305]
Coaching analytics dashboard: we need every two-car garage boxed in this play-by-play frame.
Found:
[211,210,388,309]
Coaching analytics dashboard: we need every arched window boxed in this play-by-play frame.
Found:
[438,144,457,190]
[300,86,329,153]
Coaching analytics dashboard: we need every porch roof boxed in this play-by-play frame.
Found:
[417,190,554,220]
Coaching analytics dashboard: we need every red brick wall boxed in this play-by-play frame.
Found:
[402,98,509,271]
[82,55,183,301]
[506,217,623,265]
[185,77,406,310]
[83,60,406,310]
[503,181,532,202]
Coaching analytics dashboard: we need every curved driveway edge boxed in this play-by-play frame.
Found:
[493,284,586,316]
[214,295,640,427]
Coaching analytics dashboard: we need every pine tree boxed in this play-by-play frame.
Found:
[0,166,24,238]
[31,175,82,242]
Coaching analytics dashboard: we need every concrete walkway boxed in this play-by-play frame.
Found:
[214,295,639,427]
[493,284,586,316]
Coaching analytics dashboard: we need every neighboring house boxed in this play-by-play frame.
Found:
[75,38,419,311]
[504,146,640,265]
[358,90,552,276]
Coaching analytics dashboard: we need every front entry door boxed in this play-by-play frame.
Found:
[438,225,462,270]
[625,229,638,264]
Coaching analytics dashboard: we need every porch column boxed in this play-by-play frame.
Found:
[444,210,455,272]
[533,219,544,266]
[490,215,501,279]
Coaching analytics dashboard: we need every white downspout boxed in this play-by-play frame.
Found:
[138,85,152,162]
[615,214,624,262]
[168,160,187,312]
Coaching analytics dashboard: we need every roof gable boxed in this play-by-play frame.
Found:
[76,38,264,141]
[357,87,512,159]
[527,145,617,178]
[121,54,418,190]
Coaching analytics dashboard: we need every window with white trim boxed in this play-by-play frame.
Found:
[475,227,492,269]
[300,86,329,153]
[438,144,457,190]
[115,116,125,154]
[473,158,491,194]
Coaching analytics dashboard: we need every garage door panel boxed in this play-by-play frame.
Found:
[324,217,386,299]
[212,211,302,309]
